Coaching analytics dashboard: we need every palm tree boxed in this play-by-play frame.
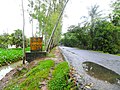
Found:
[88,4,102,49]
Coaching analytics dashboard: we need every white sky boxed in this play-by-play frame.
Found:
[0,0,112,37]
[62,0,112,33]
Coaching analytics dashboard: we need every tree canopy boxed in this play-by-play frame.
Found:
[28,0,67,50]
[0,29,28,49]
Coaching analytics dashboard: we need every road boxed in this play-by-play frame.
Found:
[59,46,120,90]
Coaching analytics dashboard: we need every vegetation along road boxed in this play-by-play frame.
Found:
[60,46,120,90]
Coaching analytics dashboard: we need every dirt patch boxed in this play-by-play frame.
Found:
[0,47,64,90]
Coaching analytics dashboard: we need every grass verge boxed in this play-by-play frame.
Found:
[4,60,55,90]
[4,60,74,90]
[3,47,75,90]
[48,61,74,90]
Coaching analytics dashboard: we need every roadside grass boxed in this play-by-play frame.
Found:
[4,60,55,90]
[47,53,55,58]
[46,48,56,58]
[48,61,74,90]
[116,53,120,56]
[4,60,74,90]
[3,47,75,90]
[0,47,30,66]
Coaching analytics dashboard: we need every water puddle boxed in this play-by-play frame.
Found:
[82,61,120,85]
[0,61,22,80]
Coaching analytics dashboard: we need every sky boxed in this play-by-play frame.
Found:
[0,0,112,37]
[62,0,112,33]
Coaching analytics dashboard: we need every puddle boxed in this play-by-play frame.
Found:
[82,61,120,84]
[0,61,22,80]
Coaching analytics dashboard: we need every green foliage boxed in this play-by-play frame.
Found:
[111,0,120,26]
[11,29,28,48]
[61,4,120,54]
[93,20,120,53]
[0,47,30,66]
[28,0,65,49]
[0,29,28,49]
[0,48,22,66]
[61,19,120,54]
[48,62,73,90]
[4,59,73,90]
[0,33,10,48]
[4,60,55,90]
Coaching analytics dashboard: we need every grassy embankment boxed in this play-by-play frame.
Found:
[0,47,30,66]
[4,60,74,90]
[4,48,75,90]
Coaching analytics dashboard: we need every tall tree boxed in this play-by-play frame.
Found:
[11,29,23,48]
[88,4,102,49]
[21,0,26,64]
[0,33,10,48]
[28,0,34,36]
[111,0,120,26]
[28,0,67,51]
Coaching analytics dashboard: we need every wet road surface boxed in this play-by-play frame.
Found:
[59,46,120,90]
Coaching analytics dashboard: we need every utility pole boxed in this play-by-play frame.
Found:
[46,0,69,52]
[21,0,26,64]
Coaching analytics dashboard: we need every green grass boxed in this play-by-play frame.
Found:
[4,60,55,90]
[48,62,74,90]
[4,60,74,90]
[47,53,55,58]
[0,47,30,66]
[46,47,56,58]
[116,53,120,56]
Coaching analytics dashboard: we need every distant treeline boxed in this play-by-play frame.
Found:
[61,20,120,54]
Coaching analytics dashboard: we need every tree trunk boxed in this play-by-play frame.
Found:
[46,0,69,52]
[21,0,26,64]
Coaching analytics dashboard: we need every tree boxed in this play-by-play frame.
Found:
[61,19,120,54]
[21,0,26,64]
[0,33,10,48]
[111,0,120,26]
[61,2,120,54]
[88,4,102,49]
[11,29,27,48]
[28,0,67,51]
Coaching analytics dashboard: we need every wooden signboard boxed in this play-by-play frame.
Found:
[30,37,42,51]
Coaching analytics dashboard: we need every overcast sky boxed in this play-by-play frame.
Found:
[0,0,112,37]
[62,0,112,33]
